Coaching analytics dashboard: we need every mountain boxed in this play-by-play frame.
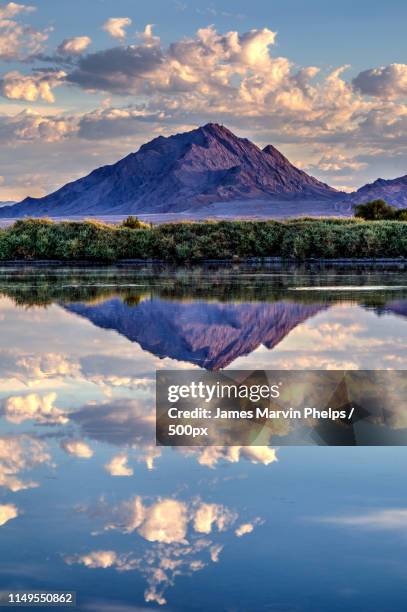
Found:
[65,297,326,369]
[0,201,15,208]
[348,175,407,208]
[0,123,341,218]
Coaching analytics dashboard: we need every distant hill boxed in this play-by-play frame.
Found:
[348,175,407,208]
[0,201,15,208]
[0,123,342,219]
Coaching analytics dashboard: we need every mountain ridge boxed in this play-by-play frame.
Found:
[0,123,405,219]
[0,123,342,219]
[347,174,407,208]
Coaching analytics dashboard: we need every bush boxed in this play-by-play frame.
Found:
[0,216,406,262]
[354,199,399,220]
[119,215,148,229]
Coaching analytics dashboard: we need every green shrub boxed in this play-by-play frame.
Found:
[0,216,406,262]
[119,215,148,229]
[354,199,399,220]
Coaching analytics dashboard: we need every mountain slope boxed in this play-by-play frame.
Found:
[65,297,326,370]
[348,175,407,208]
[0,123,340,218]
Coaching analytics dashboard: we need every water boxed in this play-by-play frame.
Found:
[0,263,407,611]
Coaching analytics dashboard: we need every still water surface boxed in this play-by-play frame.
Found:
[0,263,407,611]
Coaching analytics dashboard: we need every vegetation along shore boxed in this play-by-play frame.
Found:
[0,209,406,263]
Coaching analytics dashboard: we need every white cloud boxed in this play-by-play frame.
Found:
[0,503,18,526]
[105,453,133,476]
[315,153,368,173]
[104,496,238,543]
[61,439,93,458]
[66,550,119,569]
[0,434,50,491]
[193,502,236,534]
[191,445,277,468]
[70,493,260,606]
[70,398,161,469]
[0,2,35,19]
[57,36,91,55]
[102,17,132,40]
[240,446,278,465]
[15,352,81,380]
[2,391,68,424]
[0,109,76,144]
[235,522,254,537]
[0,3,48,60]
[209,543,223,562]
[62,25,383,161]
[1,22,407,191]
[139,24,159,47]
[353,64,407,98]
[119,497,189,544]
[0,70,66,103]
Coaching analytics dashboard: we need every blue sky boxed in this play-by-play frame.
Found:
[31,0,407,70]
[0,0,406,201]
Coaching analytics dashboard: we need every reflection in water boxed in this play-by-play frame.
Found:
[0,265,407,610]
[66,299,326,369]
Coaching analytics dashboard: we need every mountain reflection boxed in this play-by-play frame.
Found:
[1,265,407,370]
[66,298,326,369]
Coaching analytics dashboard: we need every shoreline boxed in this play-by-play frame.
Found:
[0,257,406,267]
[1,218,406,263]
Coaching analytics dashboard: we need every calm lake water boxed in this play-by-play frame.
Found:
[1,263,407,611]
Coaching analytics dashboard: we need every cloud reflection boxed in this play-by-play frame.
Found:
[67,493,260,605]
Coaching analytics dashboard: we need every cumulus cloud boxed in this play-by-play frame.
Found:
[68,492,256,606]
[235,518,263,536]
[193,502,236,534]
[15,352,81,380]
[70,398,161,469]
[67,25,281,97]
[116,497,189,544]
[61,439,93,458]
[0,503,18,526]
[0,2,35,18]
[66,550,120,569]
[0,70,66,103]
[101,495,238,544]
[0,434,50,491]
[235,523,252,537]
[67,45,163,94]
[315,153,368,173]
[137,499,189,544]
[0,109,76,144]
[1,392,68,424]
[189,445,277,468]
[60,24,387,163]
[353,64,407,98]
[102,17,132,40]
[0,2,49,60]
[65,544,201,606]
[57,36,91,55]
[105,453,133,476]
[1,21,406,192]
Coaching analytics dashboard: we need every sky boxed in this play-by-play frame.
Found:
[0,0,407,201]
